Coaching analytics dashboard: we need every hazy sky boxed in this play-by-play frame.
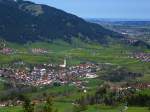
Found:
[30,0,150,19]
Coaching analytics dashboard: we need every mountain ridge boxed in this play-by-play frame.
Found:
[0,0,123,44]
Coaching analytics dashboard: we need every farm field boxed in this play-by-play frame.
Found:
[0,42,149,74]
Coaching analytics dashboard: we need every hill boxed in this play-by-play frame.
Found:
[0,0,122,44]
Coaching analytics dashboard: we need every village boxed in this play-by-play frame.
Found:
[0,60,150,108]
[0,47,49,55]
[0,60,99,87]
[129,52,150,62]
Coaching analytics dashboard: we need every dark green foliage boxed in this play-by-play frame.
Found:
[0,86,37,101]
[43,97,58,112]
[0,38,5,49]
[0,0,122,44]
[75,86,122,107]
[73,98,87,112]
[73,104,87,112]
[22,95,34,112]
[127,94,150,107]
[76,87,107,105]
[101,67,143,82]
[44,97,53,112]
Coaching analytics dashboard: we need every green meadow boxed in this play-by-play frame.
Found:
[0,105,149,112]
[0,41,149,79]
[0,41,150,111]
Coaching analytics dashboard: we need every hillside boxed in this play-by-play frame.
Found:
[0,0,122,44]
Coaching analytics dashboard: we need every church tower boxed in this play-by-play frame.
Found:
[59,59,67,68]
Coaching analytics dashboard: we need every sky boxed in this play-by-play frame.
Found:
[30,0,150,19]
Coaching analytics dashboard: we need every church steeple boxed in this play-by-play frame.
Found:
[59,59,67,68]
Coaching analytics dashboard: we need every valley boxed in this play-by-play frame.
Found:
[0,0,149,112]
[0,41,149,112]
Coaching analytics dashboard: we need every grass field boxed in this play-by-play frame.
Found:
[1,42,150,73]
[0,106,23,112]
[127,107,149,112]
[0,105,149,112]
[139,89,150,96]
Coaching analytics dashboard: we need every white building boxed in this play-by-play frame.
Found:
[59,59,67,68]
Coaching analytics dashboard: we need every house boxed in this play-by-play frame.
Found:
[0,48,13,54]
[31,48,48,54]
[85,73,98,79]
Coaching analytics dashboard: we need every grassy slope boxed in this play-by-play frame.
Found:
[0,41,149,79]
[0,42,149,81]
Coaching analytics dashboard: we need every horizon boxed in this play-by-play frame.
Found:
[30,0,150,20]
[86,18,150,21]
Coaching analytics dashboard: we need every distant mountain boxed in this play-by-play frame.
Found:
[87,18,150,48]
[0,0,122,44]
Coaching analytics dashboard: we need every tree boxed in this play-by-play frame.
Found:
[73,96,87,112]
[43,97,58,112]
[22,96,34,112]
[0,39,5,50]
[73,103,87,112]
